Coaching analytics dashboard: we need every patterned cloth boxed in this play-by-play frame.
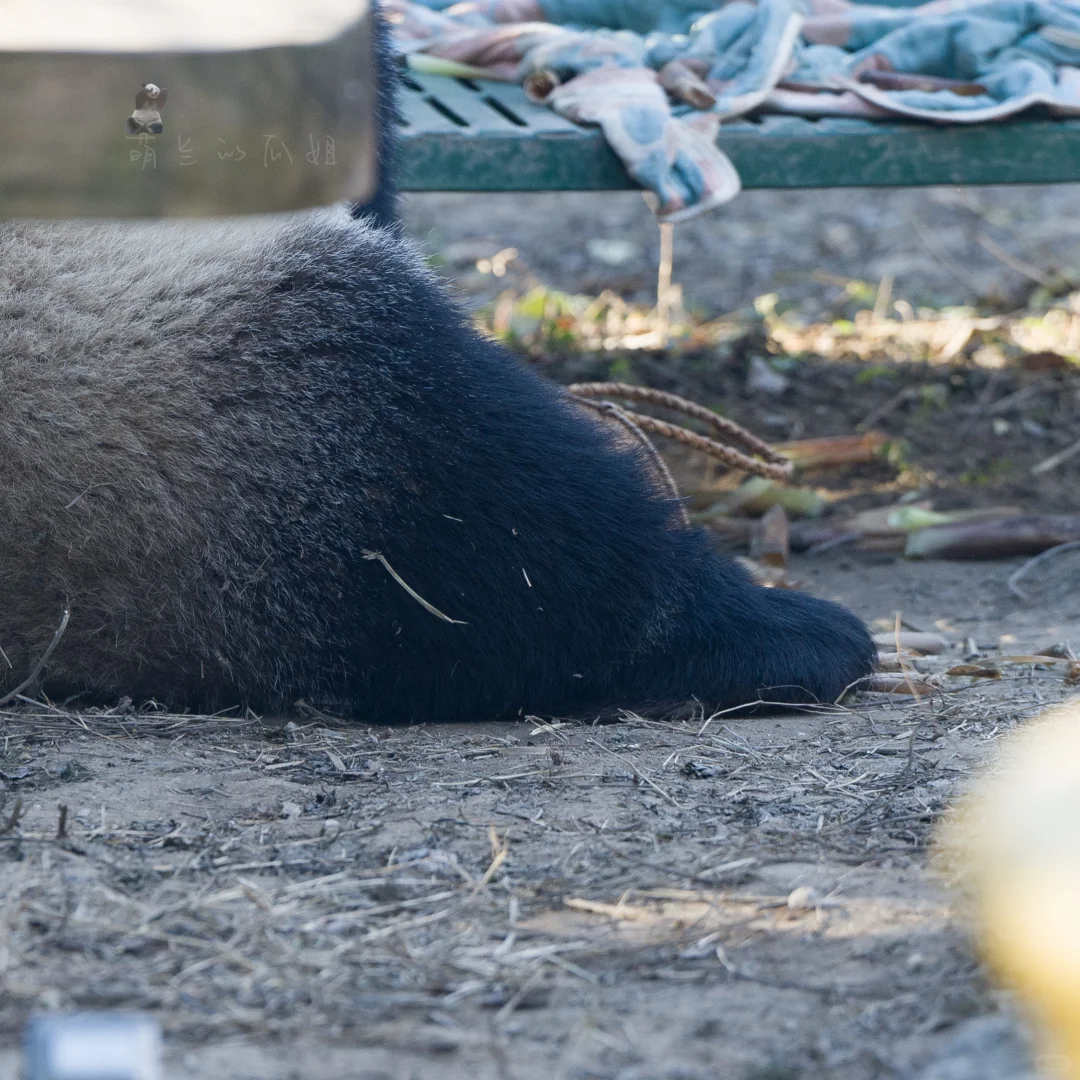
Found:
[388,0,1080,219]
[547,67,740,219]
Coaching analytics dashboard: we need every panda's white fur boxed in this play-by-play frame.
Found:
[0,210,363,705]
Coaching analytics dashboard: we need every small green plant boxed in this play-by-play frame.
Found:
[960,458,1014,486]
[843,278,877,306]
[855,364,898,385]
[882,439,911,471]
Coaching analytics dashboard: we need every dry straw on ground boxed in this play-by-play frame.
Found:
[0,619,1074,1078]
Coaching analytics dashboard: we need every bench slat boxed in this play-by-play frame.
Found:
[404,71,523,132]
[476,80,583,133]
[399,88,462,134]
[399,74,1080,191]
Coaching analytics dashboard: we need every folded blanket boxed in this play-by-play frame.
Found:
[389,0,1080,220]
[547,67,741,218]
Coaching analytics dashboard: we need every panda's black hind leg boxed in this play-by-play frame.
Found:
[306,241,876,724]
[715,582,877,710]
[610,539,878,715]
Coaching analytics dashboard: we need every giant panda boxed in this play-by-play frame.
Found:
[0,6,875,723]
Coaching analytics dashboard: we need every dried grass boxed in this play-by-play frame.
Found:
[0,652,1069,1051]
[476,281,1080,371]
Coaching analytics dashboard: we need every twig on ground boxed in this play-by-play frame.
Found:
[586,737,687,808]
[975,232,1055,289]
[857,386,918,432]
[0,797,24,835]
[1007,540,1080,600]
[656,221,676,349]
[0,606,70,708]
[1032,436,1080,475]
[472,825,510,893]
[983,378,1051,418]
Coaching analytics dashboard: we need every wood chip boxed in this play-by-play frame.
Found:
[862,674,938,696]
[946,665,1002,680]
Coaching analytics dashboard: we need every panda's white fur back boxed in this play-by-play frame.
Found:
[0,209,358,701]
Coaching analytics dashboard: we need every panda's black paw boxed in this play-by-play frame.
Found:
[747,587,877,707]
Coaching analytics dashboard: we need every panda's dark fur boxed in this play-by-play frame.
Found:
[350,0,399,231]
[0,8,874,722]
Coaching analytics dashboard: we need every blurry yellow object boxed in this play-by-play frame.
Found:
[944,702,1080,1078]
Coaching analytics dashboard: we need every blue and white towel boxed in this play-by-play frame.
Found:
[388,0,1080,219]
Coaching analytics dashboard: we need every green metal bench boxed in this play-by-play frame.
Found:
[398,69,1080,192]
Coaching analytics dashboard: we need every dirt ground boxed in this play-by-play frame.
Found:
[4,186,1080,1079]
[403,184,1080,317]
[0,552,1075,1080]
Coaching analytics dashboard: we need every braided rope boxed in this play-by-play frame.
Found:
[568,382,790,469]
[568,382,794,483]
[622,413,793,483]
[574,398,691,525]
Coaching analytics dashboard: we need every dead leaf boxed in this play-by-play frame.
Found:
[946,665,1002,680]
[750,504,789,569]
[863,673,937,696]
[1021,350,1068,372]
